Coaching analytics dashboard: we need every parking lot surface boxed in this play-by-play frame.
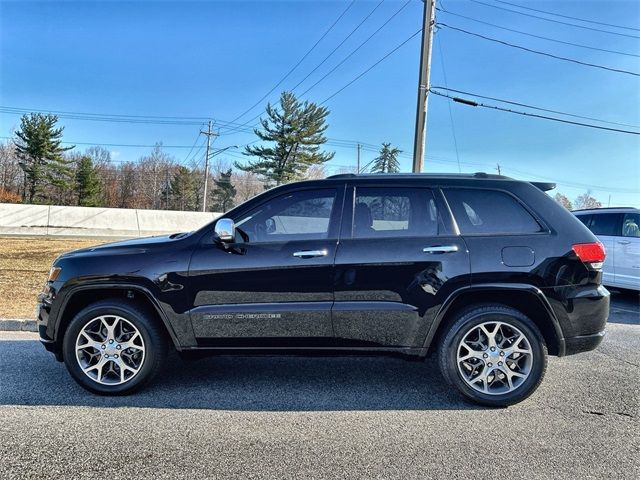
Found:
[0,291,638,479]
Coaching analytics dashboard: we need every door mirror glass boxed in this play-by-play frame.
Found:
[214,218,235,242]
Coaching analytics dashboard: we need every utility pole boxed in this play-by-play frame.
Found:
[200,120,218,212]
[357,143,361,173]
[496,163,502,175]
[412,0,436,173]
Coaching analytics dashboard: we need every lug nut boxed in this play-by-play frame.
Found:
[498,362,503,366]
[483,353,488,358]
[488,362,493,367]
[101,345,106,349]
[500,351,505,356]
[109,339,114,344]
[105,354,109,358]
[116,345,121,350]
[114,354,119,359]
[490,347,496,352]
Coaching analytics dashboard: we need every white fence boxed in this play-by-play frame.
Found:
[0,203,222,238]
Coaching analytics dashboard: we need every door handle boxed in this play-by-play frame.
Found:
[618,240,631,245]
[293,249,328,258]
[423,245,459,254]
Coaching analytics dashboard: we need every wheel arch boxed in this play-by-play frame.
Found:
[53,283,181,352]
[424,284,566,357]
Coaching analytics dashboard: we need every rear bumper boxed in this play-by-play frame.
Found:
[564,329,606,356]
[547,284,610,356]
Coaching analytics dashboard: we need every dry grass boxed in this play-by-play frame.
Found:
[0,237,105,318]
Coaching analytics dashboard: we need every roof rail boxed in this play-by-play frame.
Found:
[572,206,637,212]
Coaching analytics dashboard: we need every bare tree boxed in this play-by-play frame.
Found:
[554,192,573,210]
[574,191,602,210]
[233,171,264,204]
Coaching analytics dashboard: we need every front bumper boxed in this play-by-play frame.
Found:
[36,292,62,360]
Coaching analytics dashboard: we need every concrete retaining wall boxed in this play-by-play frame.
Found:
[0,203,222,238]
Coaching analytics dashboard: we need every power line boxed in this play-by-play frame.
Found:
[320,28,422,104]
[225,0,356,127]
[436,33,462,173]
[439,23,640,77]
[289,0,386,92]
[469,0,640,39]
[300,0,413,99]
[0,105,256,129]
[181,126,207,165]
[429,89,640,135]
[492,0,640,32]
[0,136,208,149]
[224,0,413,135]
[431,86,640,129]
[436,8,640,58]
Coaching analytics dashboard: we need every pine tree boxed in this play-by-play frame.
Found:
[370,143,401,174]
[75,156,101,207]
[211,169,237,213]
[236,91,334,186]
[14,113,74,203]
[167,166,199,211]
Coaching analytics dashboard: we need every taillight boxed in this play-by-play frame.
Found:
[572,242,606,269]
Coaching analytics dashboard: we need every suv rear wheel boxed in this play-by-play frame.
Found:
[438,304,547,407]
[62,300,168,395]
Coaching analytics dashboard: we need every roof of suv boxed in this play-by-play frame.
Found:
[324,172,557,191]
[572,207,639,214]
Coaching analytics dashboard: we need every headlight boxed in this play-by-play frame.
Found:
[48,267,62,282]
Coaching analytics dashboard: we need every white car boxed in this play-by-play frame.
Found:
[573,207,640,291]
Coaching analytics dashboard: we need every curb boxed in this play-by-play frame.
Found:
[0,319,37,332]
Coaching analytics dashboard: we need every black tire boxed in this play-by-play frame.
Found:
[438,304,547,407]
[62,300,168,395]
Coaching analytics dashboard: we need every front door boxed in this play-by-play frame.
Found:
[332,185,470,348]
[188,186,343,347]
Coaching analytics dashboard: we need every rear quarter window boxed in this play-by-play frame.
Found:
[444,189,543,235]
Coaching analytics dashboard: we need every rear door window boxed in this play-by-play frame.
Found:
[588,213,620,236]
[352,187,439,238]
[444,189,542,235]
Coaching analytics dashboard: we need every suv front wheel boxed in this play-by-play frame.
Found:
[62,300,168,395]
[438,304,548,407]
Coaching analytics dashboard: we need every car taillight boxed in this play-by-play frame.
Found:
[572,242,606,269]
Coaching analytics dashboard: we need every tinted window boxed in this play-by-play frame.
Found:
[575,214,591,227]
[235,189,336,242]
[444,189,542,235]
[622,213,640,237]
[353,187,438,238]
[589,213,619,236]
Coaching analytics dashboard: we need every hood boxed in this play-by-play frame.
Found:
[58,233,190,259]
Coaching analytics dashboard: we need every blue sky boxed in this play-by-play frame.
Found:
[1,0,639,206]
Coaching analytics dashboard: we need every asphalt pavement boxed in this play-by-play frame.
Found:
[0,290,638,479]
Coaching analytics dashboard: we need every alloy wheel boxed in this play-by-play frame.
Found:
[456,321,533,395]
[75,315,146,385]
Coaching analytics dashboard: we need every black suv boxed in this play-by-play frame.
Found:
[36,173,609,406]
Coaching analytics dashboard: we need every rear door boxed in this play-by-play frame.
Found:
[614,212,640,289]
[332,184,470,348]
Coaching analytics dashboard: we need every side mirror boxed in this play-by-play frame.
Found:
[214,218,235,243]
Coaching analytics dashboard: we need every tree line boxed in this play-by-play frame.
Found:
[0,91,403,211]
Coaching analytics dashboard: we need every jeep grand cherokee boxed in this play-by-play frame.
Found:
[36,173,609,406]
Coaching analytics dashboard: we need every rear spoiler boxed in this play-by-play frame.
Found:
[531,181,556,192]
